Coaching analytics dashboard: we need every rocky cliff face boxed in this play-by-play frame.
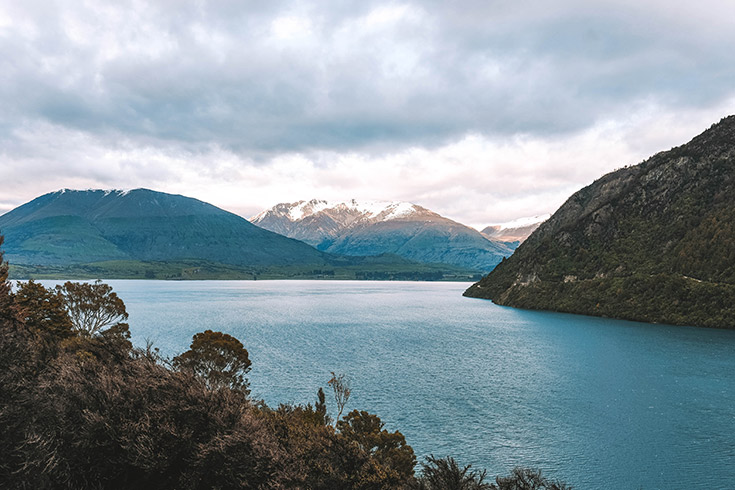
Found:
[464,116,735,329]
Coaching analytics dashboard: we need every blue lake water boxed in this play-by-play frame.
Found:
[57,280,735,489]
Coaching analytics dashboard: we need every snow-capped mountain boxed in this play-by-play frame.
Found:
[252,199,516,272]
[251,199,440,246]
[252,199,424,223]
[480,214,550,244]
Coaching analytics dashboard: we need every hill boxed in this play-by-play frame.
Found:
[252,199,515,272]
[464,116,735,329]
[0,189,333,267]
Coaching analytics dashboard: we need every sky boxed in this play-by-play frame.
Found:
[1,0,734,229]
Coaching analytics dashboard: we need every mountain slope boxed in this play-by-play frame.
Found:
[480,215,549,244]
[252,200,515,272]
[464,116,735,329]
[0,189,331,267]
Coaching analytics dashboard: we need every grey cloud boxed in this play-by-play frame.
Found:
[1,0,734,158]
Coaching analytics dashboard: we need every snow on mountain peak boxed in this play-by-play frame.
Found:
[55,188,135,197]
[254,199,423,223]
[336,200,418,220]
[286,199,330,221]
[480,214,550,243]
[491,214,551,230]
[376,201,418,220]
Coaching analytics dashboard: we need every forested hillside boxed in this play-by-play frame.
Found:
[465,116,735,328]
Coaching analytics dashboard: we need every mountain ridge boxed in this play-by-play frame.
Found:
[464,115,735,328]
[252,199,515,272]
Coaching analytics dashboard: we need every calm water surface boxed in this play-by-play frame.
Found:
[75,280,735,489]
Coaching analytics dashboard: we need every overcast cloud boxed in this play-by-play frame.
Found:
[2,0,734,227]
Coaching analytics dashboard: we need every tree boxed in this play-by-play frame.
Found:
[417,455,493,490]
[172,330,252,393]
[315,387,330,425]
[5,338,283,488]
[337,409,416,483]
[55,280,128,335]
[328,371,351,421]
[494,467,572,490]
[15,280,74,344]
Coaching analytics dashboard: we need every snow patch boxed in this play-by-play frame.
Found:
[254,199,422,223]
[323,199,418,220]
[54,188,135,197]
[288,199,332,221]
[491,214,550,229]
[250,209,269,222]
[380,202,417,220]
[104,189,133,196]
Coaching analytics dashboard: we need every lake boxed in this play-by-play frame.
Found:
[66,280,735,489]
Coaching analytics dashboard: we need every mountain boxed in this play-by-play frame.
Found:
[464,116,735,328]
[480,215,549,244]
[0,189,331,268]
[251,200,419,247]
[252,199,515,272]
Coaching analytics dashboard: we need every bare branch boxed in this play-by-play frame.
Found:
[327,372,351,422]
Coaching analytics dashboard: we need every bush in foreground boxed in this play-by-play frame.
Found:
[0,238,570,489]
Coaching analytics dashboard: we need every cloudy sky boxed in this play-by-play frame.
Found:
[2,0,734,228]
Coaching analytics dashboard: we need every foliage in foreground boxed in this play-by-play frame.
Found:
[0,239,570,489]
[416,457,571,490]
[172,329,252,394]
